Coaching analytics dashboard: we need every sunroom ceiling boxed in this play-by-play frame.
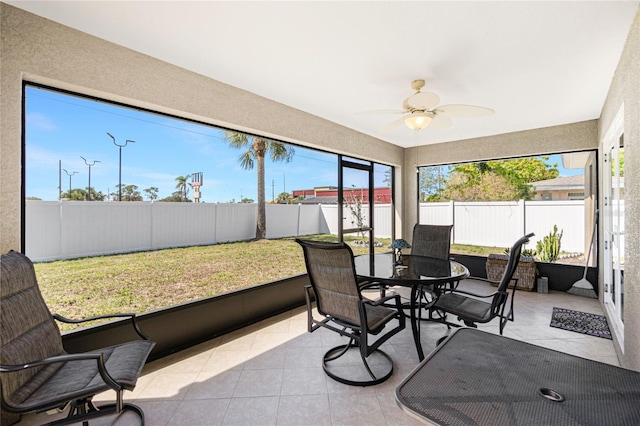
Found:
[7,1,639,148]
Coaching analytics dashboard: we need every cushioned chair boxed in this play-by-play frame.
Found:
[0,251,155,426]
[430,233,534,335]
[296,239,405,386]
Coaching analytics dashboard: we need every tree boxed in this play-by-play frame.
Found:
[159,191,191,202]
[442,171,521,201]
[144,186,159,201]
[224,131,295,239]
[438,157,559,201]
[344,186,366,239]
[117,184,143,201]
[419,166,449,201]
[175,175,191,202]
[61,188,105,201]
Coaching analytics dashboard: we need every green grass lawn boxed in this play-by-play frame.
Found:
[34,234,511,331]
[35,235,394,330]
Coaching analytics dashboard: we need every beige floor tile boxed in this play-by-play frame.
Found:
[222,396,279,425]
[328,391,387,426]
[135,371,199,400]
[232,369,283,397]
[277,394,332,426]
[167,398,230,425]
[184,370,242,399]
[281,367,328,395]
[203,349,251,372]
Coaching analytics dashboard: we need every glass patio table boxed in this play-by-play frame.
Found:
[354,252,469,361]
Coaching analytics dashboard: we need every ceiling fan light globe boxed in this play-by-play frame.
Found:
[404,112,432,130]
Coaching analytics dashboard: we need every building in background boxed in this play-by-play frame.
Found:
[292,186,391,204]
[532,175,586,201]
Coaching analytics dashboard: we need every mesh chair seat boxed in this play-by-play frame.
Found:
[433,293,494,323]
[363,304,400,334]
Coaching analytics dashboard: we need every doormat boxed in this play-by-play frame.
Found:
[550,307,612,340]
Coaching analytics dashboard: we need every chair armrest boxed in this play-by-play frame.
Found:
[1,353,122,391]
[358,280,384,291]
[362,292,402,309]
[53,313,150,340]
[442,288,504,299]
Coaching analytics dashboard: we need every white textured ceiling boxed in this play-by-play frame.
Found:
[7,1,639,147]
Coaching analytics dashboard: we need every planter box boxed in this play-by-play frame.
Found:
[486,254,537,291]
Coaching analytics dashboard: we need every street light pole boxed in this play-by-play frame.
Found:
[80,156,100,200]
[62,169,78,198]
[107,133,135,201]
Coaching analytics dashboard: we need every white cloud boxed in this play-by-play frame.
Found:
[26,112,57,131]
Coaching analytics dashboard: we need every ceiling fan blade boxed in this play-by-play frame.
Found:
[381,117,406,131]
[427,115,452,129]
[434,104,494,118]
[406,91,440,110]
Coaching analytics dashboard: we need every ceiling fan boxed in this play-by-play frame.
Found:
[369,79,494,131]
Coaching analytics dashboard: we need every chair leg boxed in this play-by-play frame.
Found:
[322,340,394,387]
[44,398,145,426]
[359,351,378,381]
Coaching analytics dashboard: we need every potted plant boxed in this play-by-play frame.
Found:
[486,248,537,291]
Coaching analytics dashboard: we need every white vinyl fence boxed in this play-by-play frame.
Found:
[420,200,585,252]
[26,199,587,262]
[26,201,327,262]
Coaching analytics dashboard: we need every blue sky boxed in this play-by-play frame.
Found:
[25,86,580,202]
[25,86,364,202]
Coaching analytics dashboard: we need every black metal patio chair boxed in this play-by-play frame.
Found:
[296,239,405,386]
[0,250,155,426]
[430,233,535,336]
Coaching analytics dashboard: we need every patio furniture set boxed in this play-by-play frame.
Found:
[296,225,640,425]
[2,225,639,425]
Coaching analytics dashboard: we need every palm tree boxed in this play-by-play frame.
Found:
[175,175,190,202]
[224,132,294,239]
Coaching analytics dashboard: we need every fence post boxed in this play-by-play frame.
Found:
[519,199,526,237]
[450,200,455,243]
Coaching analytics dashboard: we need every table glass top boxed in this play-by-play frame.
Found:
[354,252,469,283]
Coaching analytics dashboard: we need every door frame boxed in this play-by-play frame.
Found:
[603,105,625,348]
[338,155,374,255]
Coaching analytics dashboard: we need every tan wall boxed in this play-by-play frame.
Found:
[598,7,640,370]
[0,3,404,252]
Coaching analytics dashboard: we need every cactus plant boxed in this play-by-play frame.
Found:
[536,225,563,262]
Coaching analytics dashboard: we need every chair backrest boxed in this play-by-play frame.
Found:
[496,233,535,293]
[0,251,66,404]
[296,239,362,326]
[411,224,453,259]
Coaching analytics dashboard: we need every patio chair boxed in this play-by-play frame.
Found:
[0,250,155,426]
[296,239,405,386]
[411,224,453,259]
[411,224,455,315]
[430,233,534,336]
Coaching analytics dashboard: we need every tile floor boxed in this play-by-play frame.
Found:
[16,279,618,425]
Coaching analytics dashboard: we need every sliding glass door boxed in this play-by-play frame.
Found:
[338,156,374,255]
[603,106,625,345]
